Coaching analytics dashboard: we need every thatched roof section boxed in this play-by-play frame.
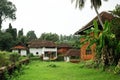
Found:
[66,49,80,56]
[28,40,56,48]
[75,11,114,35]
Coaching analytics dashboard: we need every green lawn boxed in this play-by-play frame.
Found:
[12,61,120,80]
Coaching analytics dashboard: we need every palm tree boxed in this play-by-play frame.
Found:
[71,0,108,28]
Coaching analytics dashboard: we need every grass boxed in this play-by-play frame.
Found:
[12,61,120,80]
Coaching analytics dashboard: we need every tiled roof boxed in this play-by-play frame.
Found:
[28,40,56,48]
[12,45,27,50]
[75,11,114,35]
[57,43,72,48]
[66,49,80,56]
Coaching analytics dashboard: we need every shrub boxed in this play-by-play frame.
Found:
[56,56,64,61]
[0,51,10,67]
[9,52,20,64]
[28,53,34,58]
[114,60,120,74]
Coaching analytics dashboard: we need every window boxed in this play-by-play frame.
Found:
[36,52,38,55]
[86,50,92,55]
[45,52,49,57]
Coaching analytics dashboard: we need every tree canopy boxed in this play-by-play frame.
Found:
[0,0,16,29]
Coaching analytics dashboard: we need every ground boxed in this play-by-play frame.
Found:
[11,61,120,80]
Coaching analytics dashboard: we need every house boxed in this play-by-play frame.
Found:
[57,43,72,56]
[75,11,114,60]
[65,49,80,63]
[28,40,57,60]
[11,45,27,56]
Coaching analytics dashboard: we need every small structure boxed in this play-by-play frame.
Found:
[65,49,80,63]
[28,40,57,60]
[12,45,27,56]
[75,11,114,60]
[57,43,72,56]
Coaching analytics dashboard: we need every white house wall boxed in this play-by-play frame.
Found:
[12,50,18,53]
[21,50,27,56]
[29,48,42,56]
[42,47,57,60]
[12,50,27,56]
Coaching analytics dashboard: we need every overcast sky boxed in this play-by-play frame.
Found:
[2,0,120,37]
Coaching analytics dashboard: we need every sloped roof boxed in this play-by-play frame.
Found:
[12,45,27,50]
[28,40,57,48]
[57,43,72,48]
[75,11,114,35]
[66,49,80,56]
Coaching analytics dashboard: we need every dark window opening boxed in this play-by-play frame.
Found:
[86,50,92,55]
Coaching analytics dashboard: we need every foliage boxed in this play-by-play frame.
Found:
[26,30,37,41]
[18,28,23,38]
[6,23,17,40]
[9,52,20,64]
[0,0,16,29]
[58,34,80,49]
[0,32,13,51]
[39,32,59,42]
[80,20,120,70]
[110,4,120,40]
[110,4,120,17]
[114,60,120,74]
[0,51,10,67]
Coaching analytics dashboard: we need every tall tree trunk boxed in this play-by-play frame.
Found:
[93,6,104,29]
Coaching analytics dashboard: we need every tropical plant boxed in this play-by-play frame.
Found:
[0,0,16,29]
[80,20,120,70]
[71,0,108,28]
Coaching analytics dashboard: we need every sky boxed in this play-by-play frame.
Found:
[2,0,120,37]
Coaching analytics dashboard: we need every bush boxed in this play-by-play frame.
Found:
[114,60,120,74]
[9,52,20,64]
[27,53,34,58]
[56,56,64,61]
[0,51,10,67]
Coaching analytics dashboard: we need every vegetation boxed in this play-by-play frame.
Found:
[0,0,16,29]
[39,32,59,42]
[0,51,28,67]
[11,61,120,80]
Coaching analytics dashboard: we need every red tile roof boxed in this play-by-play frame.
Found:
[28,40,57,48]
[12,45,27,50]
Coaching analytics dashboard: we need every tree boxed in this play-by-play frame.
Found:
[18,28,23,38]
[0,0,16,29]
[0,32,13,51]
[6,23,17,40]
[39,33,59,42]
[71,0,108,28]
[26,30,37,41]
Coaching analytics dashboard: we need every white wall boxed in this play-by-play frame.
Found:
[12,50,27,56]
[29,48,42,56]
[21,50,27,56]
[42,47,57,60]
[12,50,18,53]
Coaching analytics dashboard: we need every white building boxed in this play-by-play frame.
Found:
[28,40,57,60]
[12,45,27,56]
